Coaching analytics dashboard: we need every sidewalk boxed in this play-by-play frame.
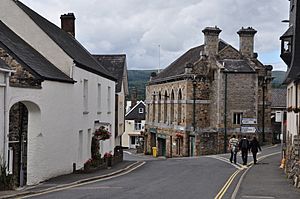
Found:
[0,161,142,199]
[234,153,300,199]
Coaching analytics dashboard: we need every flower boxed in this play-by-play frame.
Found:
[104,152,113,158]
[94,126,111,140]
[176,132,184,139]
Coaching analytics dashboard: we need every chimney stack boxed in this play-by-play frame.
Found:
[202,26,222,57]
[60,13,75,37]
[237,27,257,58]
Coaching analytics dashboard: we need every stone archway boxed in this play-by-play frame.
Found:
[8,101,41,187]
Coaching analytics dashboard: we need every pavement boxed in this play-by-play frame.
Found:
[0,160,143,199]
[233,152,300,199]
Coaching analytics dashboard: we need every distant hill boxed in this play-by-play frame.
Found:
[127,70,157,100]
[272,70,286,88]
[127,70,286,100]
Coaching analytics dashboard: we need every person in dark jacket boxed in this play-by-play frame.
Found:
[239,136,250,165]
[249,136,261,164]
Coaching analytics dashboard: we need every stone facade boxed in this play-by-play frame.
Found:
[0,48,41,88]
[145,26,272,157]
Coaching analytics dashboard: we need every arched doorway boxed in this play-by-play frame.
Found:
[8,102,28,187]
[8,101,41,186]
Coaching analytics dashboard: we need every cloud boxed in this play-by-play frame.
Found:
[22,0,289,71]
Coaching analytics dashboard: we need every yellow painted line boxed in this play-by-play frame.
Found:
[214,169,242,199]
[19,162,146,199]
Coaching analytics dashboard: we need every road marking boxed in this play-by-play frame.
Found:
[242,196,275,199]
[72,186,123,190]
[208,155,243,169]
[231,151,281,199]
[123,151,132,155]
[214,169,242,199]
[19,162,146,198]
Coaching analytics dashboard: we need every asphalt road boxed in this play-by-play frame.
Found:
[26,156,237,199]
[24,145,300,199]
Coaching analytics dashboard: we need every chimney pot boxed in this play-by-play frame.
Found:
[237,27,257,58]
[60,13,76,37]
[202,26,222,57]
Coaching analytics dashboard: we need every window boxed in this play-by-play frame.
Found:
[139,108,144,113]
[87,129,91,156]
[107,86,111,113]
[233,112,243,124]
[97,83,101,113]
[78,130,83,162]
[134,120,142,131]
[83,79,88,113]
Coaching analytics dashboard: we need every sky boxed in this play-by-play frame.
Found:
[22,0,290,71]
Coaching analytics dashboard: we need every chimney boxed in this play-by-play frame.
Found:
[237,27,257,58]
[60,13,76,37]
[202,26,222,57]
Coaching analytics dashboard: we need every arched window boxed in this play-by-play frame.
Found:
[170,90,175,123]
[158,92,161,122]
[178,89,182,124]
[164,90,168,123]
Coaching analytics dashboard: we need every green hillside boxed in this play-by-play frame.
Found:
[127,70,157,100]
[272,70,286,88]
[127,70,287,100]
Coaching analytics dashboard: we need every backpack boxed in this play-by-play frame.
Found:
[241,139,248,149]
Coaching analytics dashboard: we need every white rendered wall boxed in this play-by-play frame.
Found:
[286,82,299,143]
[0,0,73,76]
[6,67,115,185]
[0,86,4,159]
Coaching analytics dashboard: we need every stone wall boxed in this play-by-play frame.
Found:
[0,47,41,88]
[285,135,300,189]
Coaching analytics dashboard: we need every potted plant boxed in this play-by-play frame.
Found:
[104,152,113,168]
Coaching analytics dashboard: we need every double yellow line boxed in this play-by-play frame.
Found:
[214,169,242,199]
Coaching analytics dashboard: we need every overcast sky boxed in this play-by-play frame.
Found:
[22,0,289,71]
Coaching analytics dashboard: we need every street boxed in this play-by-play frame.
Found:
[21,145,300,199]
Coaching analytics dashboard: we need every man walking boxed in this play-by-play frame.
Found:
[249,136,261,164]
[239,135,250,165]
[228,134,239,164]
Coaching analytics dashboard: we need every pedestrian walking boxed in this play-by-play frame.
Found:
[228,134,239,164]
[249,136,261,164]
[239,135,250,165]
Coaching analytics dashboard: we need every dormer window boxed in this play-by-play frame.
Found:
[139,108,144,113]
[282,37,292,53]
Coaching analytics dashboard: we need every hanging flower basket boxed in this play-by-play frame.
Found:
[94,126,111,140]
[176,132,184,139]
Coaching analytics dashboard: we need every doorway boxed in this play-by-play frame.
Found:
[157,138,166,156]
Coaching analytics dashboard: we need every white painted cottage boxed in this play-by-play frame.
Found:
[0,0,116,186]
[122,101,146,149]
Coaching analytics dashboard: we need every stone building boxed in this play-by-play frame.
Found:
[145,26,272,157]
[280,0,300,188]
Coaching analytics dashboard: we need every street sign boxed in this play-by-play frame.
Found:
[241,126,256,133]
[241,118,257,124]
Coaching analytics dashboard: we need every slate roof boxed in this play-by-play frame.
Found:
[93,54,126,93]
[219,59,255,73]
[151,40,233,81]
[125,101,146,120]
[0,21,74,83]
[0,58,11,71]
[15,1,116,81]
[271,88,287,108]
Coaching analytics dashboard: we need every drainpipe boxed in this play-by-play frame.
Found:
[1,69,12,169]
[192,80,196,131]
[262,80,265,142]
[224,72,228,153]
